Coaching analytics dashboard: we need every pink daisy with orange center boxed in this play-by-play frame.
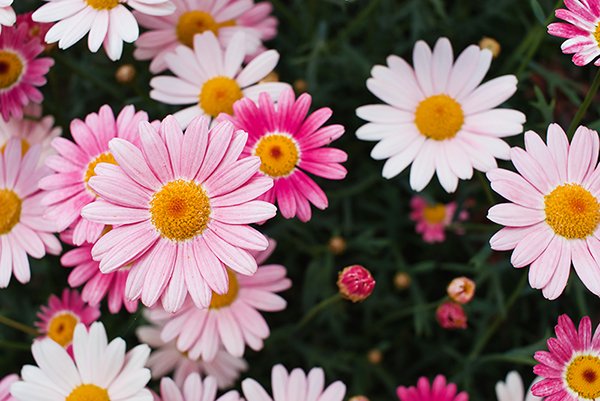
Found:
[40,105,149,246]
[397,375,468,401]
[81,115,276,313]
[487,124,600,300]
[409,196,468,243]
[219,88,347,222]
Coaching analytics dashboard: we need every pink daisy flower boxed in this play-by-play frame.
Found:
[60,228,139,314]
[0,140,61,288]
[356,37,524,193]
[0,0,14,34]
[532,314,600,401]
[409,196,468,243]
[156,373,241,401]
[81,115,276,313]
[0,24,54,122]
[397,375,468,401]
[134,0,277,73]
[242,365,346,401]
[150,31,289,128]
[39,104,149,246]
[35,288,100,350]
[137,319,248,389]
[547,0,600,66]
[146,238,290,361]
[219,88,347,222]
[0,375,18,401]
[487,124,600,300]
[32,0,175,61]
[15,12,53,46]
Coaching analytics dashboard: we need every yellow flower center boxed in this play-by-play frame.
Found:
[47,312,79,347]
[176,11,236,48]
[0,189,22,235]
[199,76,243,117]
[86,0,119,10]
[0,139,30,156]
[84,152,118,193]
[66,384,110,401]
[149,179,211,242]
[253,134,299,178]
[544,184,600,239]
[565,355,600,399]
[595,23,600,47]
[0,51,24,90]
[414,94,464,141]
[209,269,239,309]
[423,204,446,224]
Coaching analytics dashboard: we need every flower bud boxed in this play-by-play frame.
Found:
[479,36,501,58]
[294,79,308,93]
[436,302,467,330]
[367,349,382,364]
[115,64,136,84]
[337,265,375,302]
[447,277,476,304]
[394,272,411,290]
[328,235,347,255]
[349,396,369,401]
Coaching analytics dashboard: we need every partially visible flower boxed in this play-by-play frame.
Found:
[242,365,346,401]
[397,375,468,401]
[0,24,54,121]
[337,265,375,302]
[367,349,382,364]
[150,31,289,128]
[35,289,100,349]
[15,12,52,43]
[447,277,476,304]
[436,302,467,330]
[410,196,468,243]
[116,64,136,84]
[349,396,369,401]
[394,272,411,290]
[156,373,242,401]
[496,371,541,401]
[32,0,176,61]
[328,236,347,255]
[0,375,18,401]
[0,0,14,34]
[479,37,501,57]
[11,322,152,401]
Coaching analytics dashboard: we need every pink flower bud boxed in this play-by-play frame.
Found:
[447,277,476,304]
[436,302,467,330]
[337,265,375,303]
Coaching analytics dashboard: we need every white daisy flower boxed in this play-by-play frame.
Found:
[496,371,541,401]
[0,0,15,34]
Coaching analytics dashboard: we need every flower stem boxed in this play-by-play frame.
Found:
[296,294,341,330]
[567,68,600,137]
[476,171,495,206]
[0,314,38,336]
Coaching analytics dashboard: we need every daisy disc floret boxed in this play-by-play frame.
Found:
[156,373,242,401]
[81,115,276,313]
[0,0,15,34]
[397,375,468,401]
[487,124,600,300]
[356,37,524,193]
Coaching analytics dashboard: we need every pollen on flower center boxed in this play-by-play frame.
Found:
[86,0,119,10]
[0,51,24,90]
[253,134,299,177]
[565,355,600,399]
[0,189,22,235]
[544,184,600,239]
[414,94,464,141]
[209,269,239,309]
[47,312,79,347]
[66,384,110,401]
[176,11,236,48]
[594,23,600,47]
[199,76,243,117]
[149,179,211,242]
[84,152,118,194]
[423,204,446,224]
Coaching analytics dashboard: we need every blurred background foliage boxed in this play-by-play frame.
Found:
[2,0,600,400]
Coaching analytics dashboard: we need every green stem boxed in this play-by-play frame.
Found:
[0,314,38,336]
[567,68,600,137]
[295,294,341,330]
[0,339,31,351]
[476,171,495,206]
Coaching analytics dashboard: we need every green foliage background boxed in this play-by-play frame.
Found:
[2,0,600,400]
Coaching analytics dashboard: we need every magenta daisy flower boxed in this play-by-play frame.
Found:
[146,238,290,361]
[0,24,54,122]
[397,375,468,401]
[219,88,347,222]
[0,0,14,34]
[409,196,468,243]
[0,140,61,288]
[157,373,241,401]
[548,0,600,66]
[35,288,100,350]
[81,115,276,313]
[532,314,600,401]
[40,105,149,246]
[0,375,18,401]
[487,124,600,300]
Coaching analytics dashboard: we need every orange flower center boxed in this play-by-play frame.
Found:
[0,189,21,235]
[253,134,299,177]
[0,139,30,156]
[86,0,119,10]
[176,11,236,48]
[66,384,110,401]
[47,312,79,347]
[565,355,600,399]
[544,184,600,239]
[199,76,243,117]
[0,50,24,90]
[84,152,118,194]
[415,95,464,141]
[423,204,446,224]
[209,269,239,309]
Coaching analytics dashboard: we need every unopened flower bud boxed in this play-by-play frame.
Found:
[294,79,308,93]
[394,272,411,290]
[328,236,347,255]
[447,277,476,304]
[349,396,369,401]
[367,349,382,364]
[337,265,375,303]
[436,302,467,330]
[115,64,136,84]
[479,36,501,58]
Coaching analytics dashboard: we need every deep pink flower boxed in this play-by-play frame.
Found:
[15,12,51,44]
[410,196,468,243]
[337,265,375,302]
[436,302,467,330]
[397,375,468,401]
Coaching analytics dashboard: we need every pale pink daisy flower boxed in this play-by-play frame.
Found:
[0,103,62,163]
[547,0,600,66]
[397,375,468,401]
[219,88,346,222]
[487,124,600,300]
[150,31,289,128]
[134,0,277,74]
[11,322,152,401]
[532,314,600,401]
[242,365,346,401]
[409,196,468,243]
[157,373,242,401]
[39,105,149,246]
[35,288,101,349]
[356,37,525,193]
[0,24,54,122]
[496,371,541,401]
[0,0,14,34]
[0,140,61,288]
[146,238,290,361]
[81,115,276,312]
[137,320,248,389]
[32,0,175,61]
[0,375,18,401]
[60,228,139,314]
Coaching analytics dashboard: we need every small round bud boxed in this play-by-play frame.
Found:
[394,272,411,290]
[436,302,467,330]
[367,349,382,364]
[447,277,476,304]
[294,79,308,93]
[115,64,136,84]
[260,71,279,83]
[479,37,501,58]
[328,236,347,255]
[349,396,369,401]
[337,265,375,303]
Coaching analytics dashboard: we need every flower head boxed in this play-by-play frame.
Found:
[496,371,541,401]
[16,12,52,44]
[436,302,467,330]
[487,124,600,300]
[447,277,476,304]
[410,196,468,243]
[397,375,468,401]
[156,373,242,401]
[0,0,14,34]
[356,37,524,193]
[337,265,375,303]
[0,375,18,401]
